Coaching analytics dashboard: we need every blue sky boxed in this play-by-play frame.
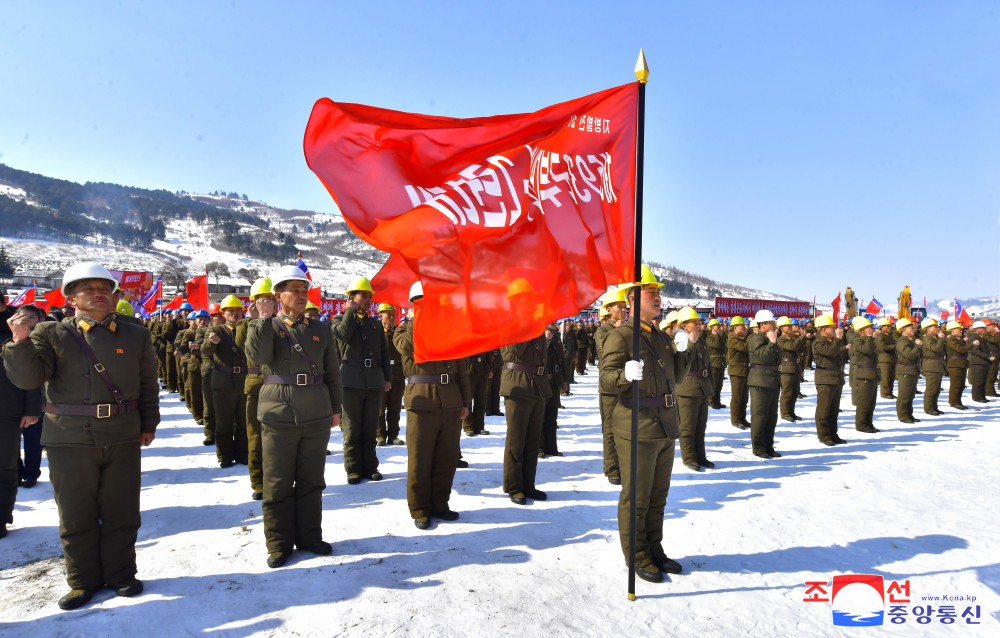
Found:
[2,1,997,301]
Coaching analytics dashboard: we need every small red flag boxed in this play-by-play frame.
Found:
[185,274,209,312]
[163,293,183,311]
[304,83,638,361]
[831,293,841,326]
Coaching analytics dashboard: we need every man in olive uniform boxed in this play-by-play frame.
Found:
[945,321,971,409]
[985,321,1000,397]
[202,295,249,468]
[595,288,628,485]
[574,320,589,375]
[727,316,751,429]
[561,323,577,393]
[919,318,947,415]
[486,347,504,415]
[812,314,848,445]
[895,318,922,423]
[968,320,996,403]
[875,319,898,399]
[162,307,186,393]
[803,320,816,369]
[849,316,881,433]
[463,349,493,437]
[599,265,691,583]
[245,265,342,568]
[393,282,470,529]
[675,307,713,471]
[776,317,803,421]
[237,278,272,500]
[539,322,565,457]
[748,309,782,459]
[176,311,206,423]
[705,318,727,409]
[331,276,392,484]
[377,303,406,445]
[198,304,224,446]
[3,262,158,610]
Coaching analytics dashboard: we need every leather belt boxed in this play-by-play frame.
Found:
[620,394,676,409]
[815,365,840,371]
[750,364,779,371]
[247,366,262,375]
[922,355,943,360]
[687,369,708,378]
[344,358,375,368]
[263,374,324,386]
[214,364,246,374]
[544,364,562,374]
[46,401,138,419]
[504,362,545,376]
[854,364,877,369]
[407,374,451,385]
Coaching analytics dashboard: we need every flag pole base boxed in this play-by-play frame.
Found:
[628,593,636,601]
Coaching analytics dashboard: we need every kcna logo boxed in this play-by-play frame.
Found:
[804,574,907,627]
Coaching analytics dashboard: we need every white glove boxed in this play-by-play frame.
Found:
[674,329,690,352]
[624,360,644,382]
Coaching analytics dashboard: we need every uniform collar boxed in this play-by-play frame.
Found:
[77,314,116,333]
[279,313,309,327]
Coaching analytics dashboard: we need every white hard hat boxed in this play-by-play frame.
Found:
[269,265,311,291]
[972,320,987,329]
[408,281,424,303]
[754,309,776,323]
[61,262,119,296]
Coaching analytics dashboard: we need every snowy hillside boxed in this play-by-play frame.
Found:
[1,369,997,636]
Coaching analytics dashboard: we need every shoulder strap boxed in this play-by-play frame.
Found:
[271,317,319,375]
[63,323,127,404]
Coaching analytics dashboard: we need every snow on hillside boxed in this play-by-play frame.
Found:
[1,369,997,636]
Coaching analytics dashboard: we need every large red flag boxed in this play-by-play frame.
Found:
[831,293,841,326]
[185,274,209,311]
[304,83,638,361]
[163,293,183,311]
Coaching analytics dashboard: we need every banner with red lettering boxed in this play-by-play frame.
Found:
[305,83,638,361]
[714,296,812,319]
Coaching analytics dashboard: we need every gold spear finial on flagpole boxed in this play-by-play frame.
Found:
[634,48,649,84]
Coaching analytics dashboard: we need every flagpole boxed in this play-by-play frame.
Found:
[628,48,648,602]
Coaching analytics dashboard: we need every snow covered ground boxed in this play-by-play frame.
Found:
[1,368,998,637]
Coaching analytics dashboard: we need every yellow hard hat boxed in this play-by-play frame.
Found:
[814,314,835,328]
[250,277,273,299]
[946,320,962,331]
[220,295,243,310]
[895,317,914,330]
[345,276,374,296]
[507,277,536,299]
[599,306,611,319]
[636,264,664,289]
[920,317,937,330]
[775,316,792,328]
[115,299,134,315]
[377,303,395,313]
[707,318,719,328]
[676,306,700,323]
[749,319,758,328]
[663,310,678,326]
[876,317,891,328]
[731,316,746,326]
[305,301,320,311]
[851,316,872,330]
[600,287,628,307]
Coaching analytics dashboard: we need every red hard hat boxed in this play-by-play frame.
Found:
[208,303,222,315]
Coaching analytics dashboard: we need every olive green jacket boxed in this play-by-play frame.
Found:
[850,334,879,381]
[946,335,971,370]
[748,333,781,389]
[235,319,263,396]
[245,315,343,427]
[895,336,921,376]
[812,335,846,386]
[676,333,712,397]
[777,334,802,374]
[594,321,616,363]
[202,322,248,390]
[599,319,690,440]
[381,322,406,382]
[875,331,897,363]
[500,335,551,400]
[968,332,993,368]
[705,331,727,369]
[726,332,750,377]
[920,334,946,375]
[330,308,391,389]
[393,322,469,411]
[2,315,160,447]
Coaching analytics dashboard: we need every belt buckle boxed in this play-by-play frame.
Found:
[296,373,308,385]
[440,373,450,385]
[233,366,242,374]
[701,369,708,378]
[537,366,545,376]
[554,364,560,372]
[390,359,395,365]
[664,394,675,408]
[96,404,112,419]
[364,358,373,368]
